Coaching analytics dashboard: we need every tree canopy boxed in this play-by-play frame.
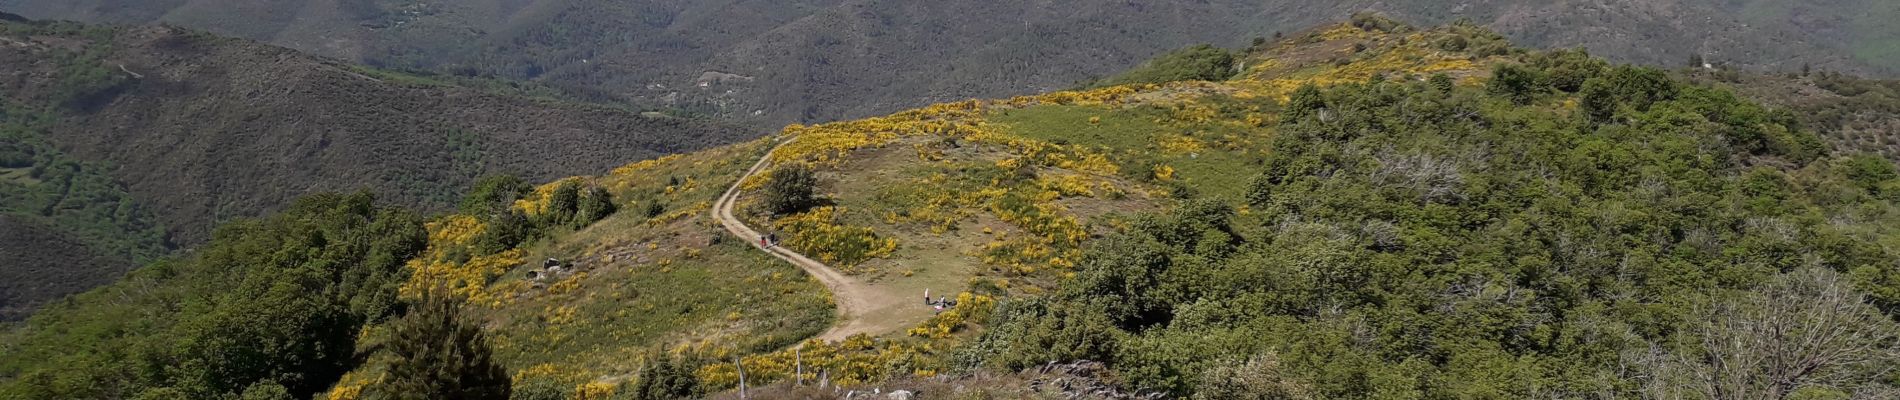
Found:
[965,57,1900,398]
[1090,44,1239,88]
[0,193,427,399]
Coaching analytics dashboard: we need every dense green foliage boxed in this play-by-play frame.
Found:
[461,175,533,217]
[363,294,511,400]
[0,101,171,319]
[462,176,616,256]
[0,21,131,111]
[0,22,167,318]
[0,193,426,399]
[630,355,703,400]
[1734,70,1900,163]
[1089,44,1238,88]
[763,165,821,216]
[965,58,1900,398]
[0,102,169,260]
[577,186,618,226]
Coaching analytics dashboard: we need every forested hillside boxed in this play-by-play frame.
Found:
[1689,69,1900,166]
[0,141,830,399]
[0,17,754,320]
[4,16,1900,400]
[4,0,1894,129]
[0,193,429,399]
[0,86,170,321]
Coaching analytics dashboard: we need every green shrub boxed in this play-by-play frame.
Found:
[1091,44,1238,88]
[1528,49,1606,92]
[631,355,701,400]
[239,382,293,400]
[762,164,820,215]
[461,174,531,216]
[1284,83,1326,121]
[543,181,581,226]
[363,294,511,400]
[508,378,567,400]
[1488,63,1543,104]
[967,62,1892,398]
[576,186,617,226]
[1349,12,1410,33]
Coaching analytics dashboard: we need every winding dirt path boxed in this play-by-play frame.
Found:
[712,139,887,342]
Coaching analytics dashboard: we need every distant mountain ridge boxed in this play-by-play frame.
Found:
[3,0,1894,129]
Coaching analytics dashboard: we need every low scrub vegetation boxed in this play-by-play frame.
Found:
[1087,44,1240,88]
[7,17,1900,400]
[958,48,1900,397]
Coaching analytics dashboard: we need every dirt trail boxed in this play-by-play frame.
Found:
[712,139,918,341]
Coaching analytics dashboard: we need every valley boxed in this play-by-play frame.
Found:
[1,10,1898,400]
[0,17,753,320]
[6,1,1897,130]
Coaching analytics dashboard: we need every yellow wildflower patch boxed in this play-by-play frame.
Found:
[1157,135,1206,155]
[513,177,586,217]
[401,249,524,301]
[608,154,683,177]
[573,382,617,400]
[772,207,898,270]
[1154,164,1177,181]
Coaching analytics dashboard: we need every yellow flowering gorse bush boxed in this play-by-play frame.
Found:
[512,177,586,217]
[400,215,526,304]
[772,206,898,270]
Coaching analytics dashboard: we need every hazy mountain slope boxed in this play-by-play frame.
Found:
[4,0,1895,129]
[0,215,132,321]
[1687,69,1900,165]
[0,19,752,244]
[0,102,170,321]
[0,18,753,320]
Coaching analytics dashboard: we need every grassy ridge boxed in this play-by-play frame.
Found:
[958,24,1900,398]
[674,19,1900,397]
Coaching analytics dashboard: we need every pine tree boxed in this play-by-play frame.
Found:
[362,294,510,400]
[632,355,701,400]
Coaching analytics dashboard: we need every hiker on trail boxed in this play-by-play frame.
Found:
[924,289,931,305]
[768,232,779,247]
[760,234,769,247]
